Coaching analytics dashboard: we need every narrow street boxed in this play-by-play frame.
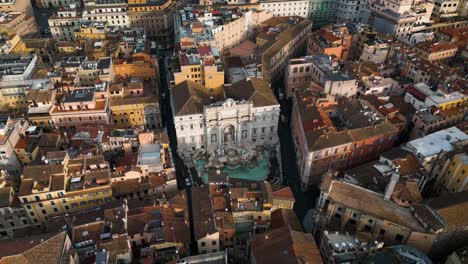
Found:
[158,52,198,255]
[278,99,319,223]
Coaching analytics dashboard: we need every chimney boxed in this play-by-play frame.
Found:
[384,173,399,201]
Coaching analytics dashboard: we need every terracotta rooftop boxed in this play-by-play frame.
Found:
[272,187,295,200]
[426,191,468,230]
[270,208,303,231]
[98,235,131,264]
[410,57,457,81]
[225,78,279,108]
[392,181,422,203]
[191,185,217,241]
[0,232,68,264]
[229,40,256,57]
[416,41,458,53]
[327,181,425,232]
[171,80,224,116]
[250,226,322,264]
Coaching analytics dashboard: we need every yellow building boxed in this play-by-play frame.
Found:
[204,64,224,89]
[27,112,54,130]
[0,1,33,15]
[172,46,224,89]
[74,22,109,41]
[0,12,38,38]
[0,86,29,113]
[127,0,177,38]
[435,153,468,193]
[18,156,113,224]
[26,89,56,130]
[109,81,162,130]
[415,41,458,61]
[13,137,40,166]
[0,33,22,54]
[72,22,120,60]
[113,53,158,81]
[56,41,77,54]
[434,95,467,111]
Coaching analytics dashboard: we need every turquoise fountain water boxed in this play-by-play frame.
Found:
[196,153,269,184]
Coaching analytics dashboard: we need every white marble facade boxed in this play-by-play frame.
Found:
[175,98,280,155]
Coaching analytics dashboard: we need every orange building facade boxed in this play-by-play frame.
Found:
[113,53,159,81]
[307,24,352,61]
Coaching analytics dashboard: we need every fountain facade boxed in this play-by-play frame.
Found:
[194,144,272,183]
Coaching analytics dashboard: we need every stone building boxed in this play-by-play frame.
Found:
[284,55,357,97]
[49,89,111,131]
[0,11,38,38]
[0,186,32,239]
[256,16,313,90]
[127,0,177,39]
[259,0,310,18]
[82,0,130,29]
[171,78,280,158]
[291,90,399,188]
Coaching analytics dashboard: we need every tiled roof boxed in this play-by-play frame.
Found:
[0,232,68,264]
[98,235,131,264]
[416,41,458,53]
[191,185,217,241]
[327,181,425,232]
[272,187,295,200]
[270,208,302,231]
[225,78,278,107]
[427,191,468,229]
[392,181,422,203]
[171,80,224,116]
[250,226,321,264]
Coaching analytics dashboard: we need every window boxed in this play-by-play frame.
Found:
[212,241,217,246]
[201,242,206,247]
[242,130,247,139]
[395,234,404,242]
